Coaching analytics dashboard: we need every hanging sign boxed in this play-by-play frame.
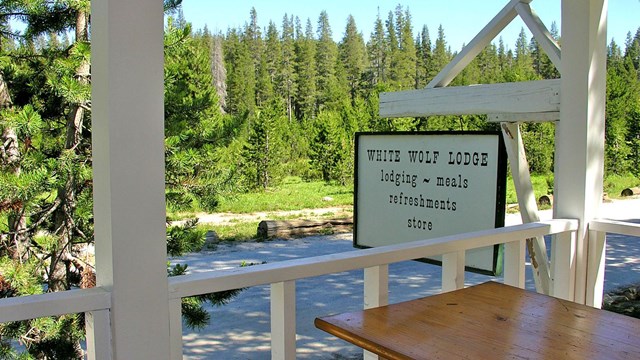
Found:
[354,131,507,275]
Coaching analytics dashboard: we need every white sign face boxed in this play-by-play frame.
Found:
[354,132,507,274]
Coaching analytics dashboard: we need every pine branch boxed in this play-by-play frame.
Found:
[6,198,61,236]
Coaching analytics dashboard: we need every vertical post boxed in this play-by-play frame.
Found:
[586,229,607,307]
[92,0,170,358]
[363,265,388,360]
[504,240,526,288]
[554,0,607,305]
[550,231,576,300]
[364,265,389,309]
[442,251,465,292]
[501,122,551,294]
[271,281,296,359]
[85,310,112,360]
[169,298,184,359]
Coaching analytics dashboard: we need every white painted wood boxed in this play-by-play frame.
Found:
[427,0,530,88]
[379,79,560,118]
[442,251,465,292]
[488,112,559,123]
[501,122,551,294]
[169,298,183,360]
[363,350,380,360]
[587,218,640,306]
[586,229,606,307]
[169,220,578,299]
[515,2,562,70]
[364,265,388,309]
[91,0,170,357]
[590,219,640,236]
[550,231,576,301]
[86,309,112,360]
[362,267,387,360]
[0,287,110,323]
[504,239,526,288]
[554,0,607,304]
[271,281,296,360]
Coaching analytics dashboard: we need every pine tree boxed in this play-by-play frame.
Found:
[315,11,339,111]
[0,1,93,357]
[224,27,256,115]
[393,6,416,89]
[624,28,640,77]
[279,14,296,121]
[505,28,538,82]
[415,24,432,87]
[339,15,367,103]
[385,10,399,87]
[430,24,450,81]
[294,18,317,120]
[263,21,281,105]
[366,10,387,86]
[164,16,223,211]
[243,101,286,189]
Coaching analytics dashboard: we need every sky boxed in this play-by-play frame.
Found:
[180,0,640,52]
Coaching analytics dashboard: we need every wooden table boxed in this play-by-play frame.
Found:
[315,282,640,359]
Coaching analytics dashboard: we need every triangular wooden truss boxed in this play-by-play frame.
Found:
[379,0,562,295]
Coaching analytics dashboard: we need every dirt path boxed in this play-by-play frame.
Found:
[175,206,353,226]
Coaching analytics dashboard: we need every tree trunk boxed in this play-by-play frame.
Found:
[49,9,90,292]
[210,35,227,114]
[0,72,29,262]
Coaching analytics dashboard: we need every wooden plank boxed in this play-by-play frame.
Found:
[487,112,559,122]
[501,122,551,294]
[315,282,640,360]
[0,287,110,323]
[380,79,560,118]
[427,0,530,88]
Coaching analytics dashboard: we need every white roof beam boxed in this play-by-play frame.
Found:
[516,2,562,71]
[426,0,532,88]
[488,112,559,123]
[380,79,560,118]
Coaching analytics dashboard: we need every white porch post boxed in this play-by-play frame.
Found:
[92,0,170,358]
[554,0,607,305]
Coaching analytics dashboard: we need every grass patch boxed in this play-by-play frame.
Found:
[201,222,260,243]
[216,177,353,213]
[505,174,553,205]
[175,173,639,241]
[604,174,640,199]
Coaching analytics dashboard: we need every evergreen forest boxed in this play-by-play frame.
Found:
[0,1,639,358]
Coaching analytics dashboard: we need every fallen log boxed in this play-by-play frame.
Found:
[621,187,640,197]
[257,218,353,239]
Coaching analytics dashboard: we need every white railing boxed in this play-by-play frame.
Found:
[587,218,640,308]
[591,218,640,237]
[9,217,640,359]
[167,219,578,359]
